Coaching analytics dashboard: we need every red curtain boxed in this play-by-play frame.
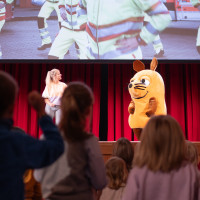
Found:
[0,63,101,138]
[0,62,200,141]
[107,63,200,141]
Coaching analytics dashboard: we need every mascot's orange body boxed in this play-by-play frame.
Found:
[128,58,167,138]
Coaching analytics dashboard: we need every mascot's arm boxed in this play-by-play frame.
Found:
[128,100,135,114]
[146,97,157,117]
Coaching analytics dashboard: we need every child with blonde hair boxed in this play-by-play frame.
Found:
[123,115,200,200]
[100,157,128,200]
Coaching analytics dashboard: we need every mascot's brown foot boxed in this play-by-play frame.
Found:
[133,128,142,140]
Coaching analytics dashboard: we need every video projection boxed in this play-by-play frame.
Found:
[1,0,200,60]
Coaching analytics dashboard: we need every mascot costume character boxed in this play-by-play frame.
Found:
[128,57,167,140]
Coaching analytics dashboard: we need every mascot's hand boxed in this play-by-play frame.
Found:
[128,100,135,114]
[146,97,157,117]
[60,7,67,21]
[133,128,142,140]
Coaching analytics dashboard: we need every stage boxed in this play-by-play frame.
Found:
[99,141,200,163]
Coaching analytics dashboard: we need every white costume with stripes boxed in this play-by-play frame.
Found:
[77,0,172,59]
[48,0,88,59]
[38,0,62,46]
[144,13,164,55]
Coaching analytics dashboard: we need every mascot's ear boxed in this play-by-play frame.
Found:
[150,57,158,71]
[133,60,145,72]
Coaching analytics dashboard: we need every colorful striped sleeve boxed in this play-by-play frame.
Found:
[58,0,65,8]
[134,0,171,45]
[77,0,87,29]
[77,0,87,16]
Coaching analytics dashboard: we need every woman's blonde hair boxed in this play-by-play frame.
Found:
[106,157,128,190]
[45,69,59,86]
[185,140,199,166]
[134,115,186,172]
[112,137,134,172]
[59,82,94,142]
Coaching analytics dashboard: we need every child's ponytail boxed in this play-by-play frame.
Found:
[59,82,94,142]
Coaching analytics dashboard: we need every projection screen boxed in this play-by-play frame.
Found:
[1,0,200,60]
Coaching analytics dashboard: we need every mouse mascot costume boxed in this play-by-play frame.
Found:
[128,57,167,140]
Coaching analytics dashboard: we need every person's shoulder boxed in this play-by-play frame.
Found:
[101,186,114,195]
[6,129,32,147]
[84,134,99,148]
[129,165,148,177]
[85,134,98,142]
[59,81,67,86]
[180,162,200,173]
[170,162,200,182]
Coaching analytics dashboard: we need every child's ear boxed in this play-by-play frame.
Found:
[150,57,158,71]
[133,60,145,72]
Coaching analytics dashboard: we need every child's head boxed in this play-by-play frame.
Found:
[185,140,199,166]
[112,137,134,172]
[45,69,61,85]
[0,71,18,119]
[106,157,128,190]
[59,82,94,142]
[134,115,186,172]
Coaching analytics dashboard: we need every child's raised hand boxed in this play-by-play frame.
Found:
[28,91,46,117]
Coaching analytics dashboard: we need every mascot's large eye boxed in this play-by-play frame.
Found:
[141,79,150,86]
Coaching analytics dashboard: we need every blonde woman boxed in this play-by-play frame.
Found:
[42,69,67,124]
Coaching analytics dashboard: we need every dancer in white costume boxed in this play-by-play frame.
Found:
[48,0,88,59]
[42,69,67,124]
[37,0,62,50]
[77,0,171,59]
[144,13,165,58]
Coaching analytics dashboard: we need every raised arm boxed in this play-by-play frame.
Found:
[21,91,64,169]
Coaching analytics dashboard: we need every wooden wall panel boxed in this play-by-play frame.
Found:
[99,141,200,163]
